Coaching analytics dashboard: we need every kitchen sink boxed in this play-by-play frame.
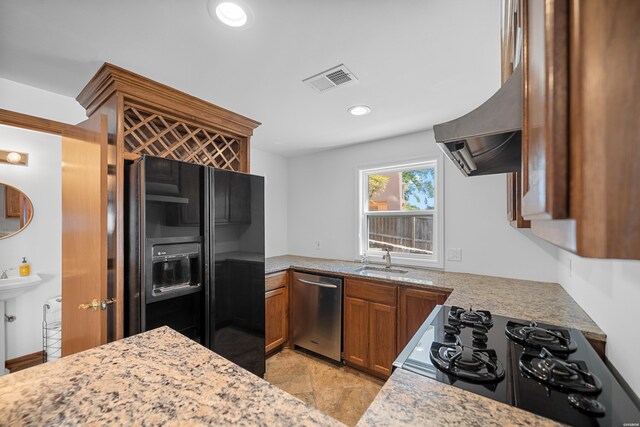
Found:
[354,266,408,275]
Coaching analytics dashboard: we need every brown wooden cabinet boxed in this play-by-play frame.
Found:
[397,287,448,352]
[75,64,261,340]
[521,0,569,222]
[344,278,397,378]
[502,0,640,259]
[344,296,369,368]
[368,302,396,376]
[501,0,530,229]
[265,271,288,354]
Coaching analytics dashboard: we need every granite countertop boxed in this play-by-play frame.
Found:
[357,369,562,427]
[265,255,605,342]
[0,257,604,427]
[265,255,608,426]
[0,327,343,427]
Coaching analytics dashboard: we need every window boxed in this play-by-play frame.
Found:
[358,157,443,268]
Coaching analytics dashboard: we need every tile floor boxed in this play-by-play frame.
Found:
[265,349,384,426]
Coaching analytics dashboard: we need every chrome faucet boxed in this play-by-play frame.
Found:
[1,267,16,279]
[382,248,392,269]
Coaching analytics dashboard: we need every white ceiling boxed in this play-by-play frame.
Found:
[0,0,501,157]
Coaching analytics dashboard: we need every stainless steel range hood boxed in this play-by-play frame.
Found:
[434,65,522,176]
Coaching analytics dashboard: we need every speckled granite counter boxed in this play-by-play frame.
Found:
[356,369,562,427]
[266,255,605,342]
[0,327,343,427]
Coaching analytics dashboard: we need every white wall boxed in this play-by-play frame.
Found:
[0,78,85,359]
[0,125,62,358]
[558,251,640,395]
[250,148,288,257]
[287,130,559,282]
[0,77,86,123]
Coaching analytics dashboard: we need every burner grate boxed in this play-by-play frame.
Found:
[519,349,602,394]
[505,321,577,353]
[448,305,493,327]
[430,340,505,383]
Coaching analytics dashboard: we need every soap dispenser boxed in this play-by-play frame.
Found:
[19,257,30,277]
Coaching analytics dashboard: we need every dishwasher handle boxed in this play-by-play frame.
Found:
[296,278,338,289]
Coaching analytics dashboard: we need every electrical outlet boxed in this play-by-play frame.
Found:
[569,258,573,278]
[315,240,321,250]
[447,248,462,262]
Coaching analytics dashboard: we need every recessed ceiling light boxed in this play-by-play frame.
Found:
[215,2,248,27]
[348,105,371,116]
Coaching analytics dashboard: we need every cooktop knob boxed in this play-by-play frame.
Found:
[568,394,605,416]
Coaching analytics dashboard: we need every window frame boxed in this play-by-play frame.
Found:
[356,156,444,269]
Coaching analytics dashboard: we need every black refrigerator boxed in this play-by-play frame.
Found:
[125,155,266,377]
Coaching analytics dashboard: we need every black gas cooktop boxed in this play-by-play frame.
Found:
[394,305,640,426]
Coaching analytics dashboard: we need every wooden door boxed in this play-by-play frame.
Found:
[61,114,109,356]
[344,296,369,368]
[265,287,287,353]
[521,0,569,220]
[369,303,396,377]
[397,288,447,353]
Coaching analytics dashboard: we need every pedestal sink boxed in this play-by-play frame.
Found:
[0,274,42,375]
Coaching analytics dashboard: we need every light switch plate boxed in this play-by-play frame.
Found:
[447,248,462,262]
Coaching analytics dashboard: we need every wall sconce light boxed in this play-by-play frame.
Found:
[0,150,29,166]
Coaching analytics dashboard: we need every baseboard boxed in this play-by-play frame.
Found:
[5,351,45,373]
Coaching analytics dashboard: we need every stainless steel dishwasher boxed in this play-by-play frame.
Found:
[292,271,343,362]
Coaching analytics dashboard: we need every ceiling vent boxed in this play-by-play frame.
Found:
[303,64,359,93]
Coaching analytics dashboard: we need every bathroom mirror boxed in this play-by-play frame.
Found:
[0,183,34,239]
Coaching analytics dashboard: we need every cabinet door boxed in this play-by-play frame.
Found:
[265,287,287,353]
[521,0,569,220]
[344,296,369,368]
[369,303,396,377]
[397,288,447,353]
[507,172,530,228]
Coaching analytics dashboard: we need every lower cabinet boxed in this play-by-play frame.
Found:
[267,270,450,377]
[265,271,288,354]
[344,297,369,367]
[344,278,397,378]
[368,302,396,376]
[397,287,448,352]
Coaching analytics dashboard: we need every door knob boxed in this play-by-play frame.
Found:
[78,298,116,311]
[100,298,116,310]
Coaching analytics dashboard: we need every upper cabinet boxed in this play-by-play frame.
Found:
[521,0,569,221]
[506,0,640,259]
[77,63,260,172]
[501,0,530,229]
